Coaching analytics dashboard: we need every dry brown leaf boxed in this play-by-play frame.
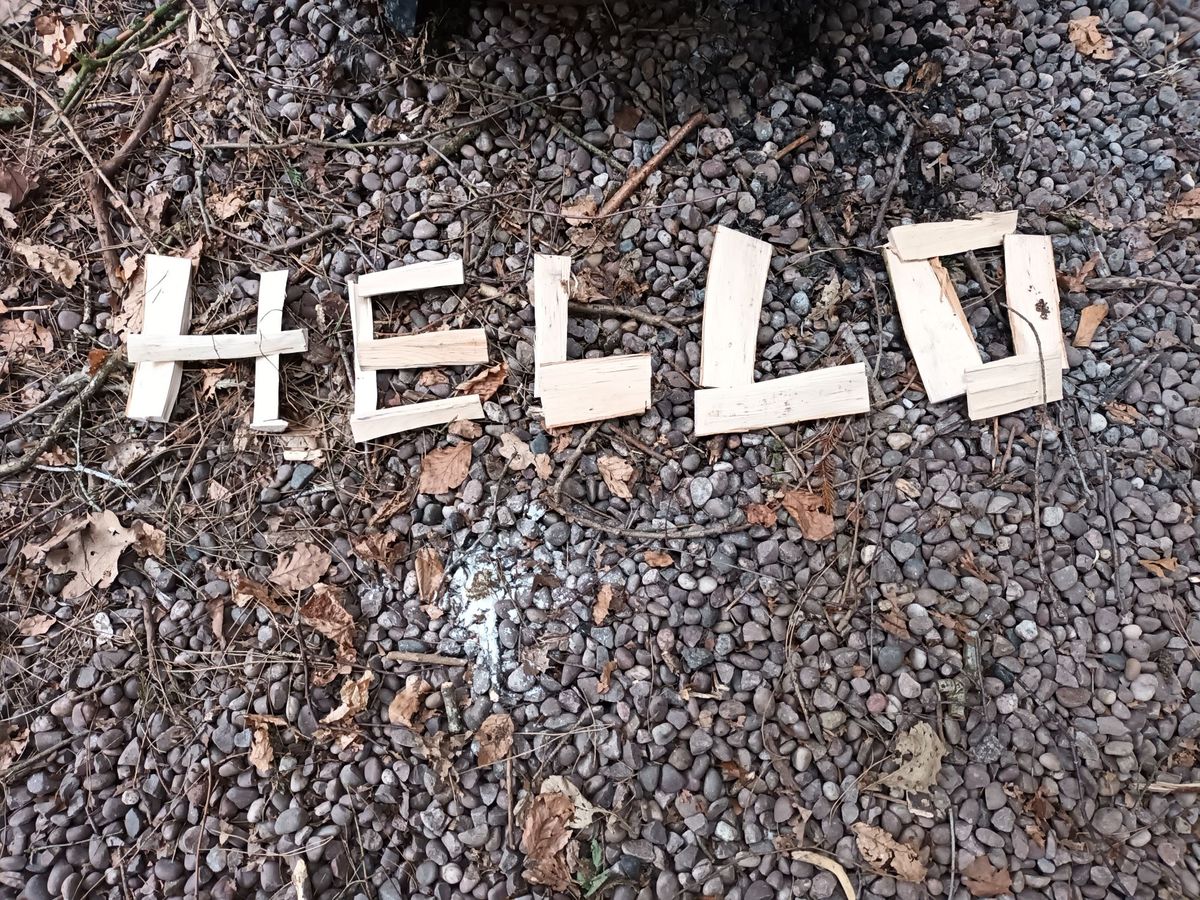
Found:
[351,531,403,569]
[207,191,246,220]
[207,594,225,646]
[387,675,431,727]
[533,454,552,480]
[1068,15,1114,60]
[321,670,373,725]
[87,349,109,375]
[182,38,219,92]
[0,165,31,209]
[644,550,672,568]
[1062,252,1101,293]
[0,726,29,775]
[1168,187,1200,221]
[448,419,482,440]
[781,490,835,541]
[852,822,926,882]
[270,542,331,591]
[299,584,357,665]
[418,443,472,494]
[561,195,598,226]
[17,614,54,636]
[24,510,135,600]
[744,502,776,527]
[497,433,537,471]
[878,722,946,794]
[245,714,281,776]
[592,583,613,625]
[962,855,1013,897]
[540,776,599,829]
[11,241,80,288]
[455,360,508,402]
[597,455,634,500]
[139,192,168,234]
[35,14,87,71]
[0,192,17,230]
[1139,556,1179,578]
[232,574,285,614]
[613,105,643,132]
[597,659,617,695]
[1073,303,1108,348]
[418,368,449,388]
[1104,401,1142,425]
[415,546,445,604]
[520,791,576,891]
[0,319,53,354]
[132,521,166,558]
[476,712,514,766]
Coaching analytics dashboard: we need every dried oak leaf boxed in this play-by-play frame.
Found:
[11,241,80,289]
[351,531,403,569]
[520,791,576,891]
[962,855,1013,897]
[1068,15,1114,60]
[232,574,285,614]
[592,583,613,625]
[644,550,672,568]
[387,675,431,727]
[131,521,166,558]
[1062,252,1101,294]
[0,725,29,775]
[540,775,599,829]
[744,502,777,527]
[455,360,508,402]
[878,722,946,794]
[415,546,445,604]
[597,660,617,695]
[35,14,87,71]
[321,670,373,726]
[0,319,53,354]
[781,490,835,541]
[270,541,331,591]
[299,584,356,666]
[17,614,54,636]
[418,442,472,494]
[476,712,514,766]
[852,822,926,882]
[597,455,634,500]
[0,164,32,209]
[561,194,598,226]
[497,433,537,471]
[1139,556,1178,578]
[26,510,135,600]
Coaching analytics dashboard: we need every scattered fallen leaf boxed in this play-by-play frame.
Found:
[0,319,53,354]
[781,490,835,541]
[561,195,598,226]
[131,521,166,558]
[17,614,54,637]
[232,574,285,614]
[448,419,482,440]
[0,193,16,230]
[418,443,472,494]
[387,675,431,727]
[476,712,514,765]
[1072,303,1108,347]
[814,272,851,317]
[270,542,331,592]
[139,192,168,234]
[1062,252,1101,293]
[744,502,776,527]
[86,349,109,375]
[498,433,537,471]
[415,546,444,604]
[245,714,286,776]
[520,790,576,891]
[1168,187,1200,221]
[1068,15,1114,60]
[24,510,135,600]
[962,855,1013,897]
[540,775,599,829]
[878,722,946,794]
[182,38,219,92]
[455,360,508,401]
[320,670,373,725]
[592,583,613,625]
[0,725,29,775]
[613,104,643,132]
[597,659,617,695]
[1104,401,1142,425]
[207,594,225,646]
[597,455,634,500]
[299,584,357,666]
[644,550,672,567]
[207,191,246,220]
[11,241,81,288]
[1139,556,1178,578]
[34,14,87,71]
[533,453,553,480]
[351,531,403,569]
[852,822,926,882]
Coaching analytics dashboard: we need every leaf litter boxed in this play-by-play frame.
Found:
[476,712,514,766]
[781,490,835,541]
[852,822,926,882]
[877,721,946,794]
[387,676,431,727]
[21,510,135,600]
[418,442,472,494]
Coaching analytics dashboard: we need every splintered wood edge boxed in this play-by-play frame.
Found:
[693,364,871,436]
[887,210,1019,261]
[963,354,1063,420]
[350,395,484,442]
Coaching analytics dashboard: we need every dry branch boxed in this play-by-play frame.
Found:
[597,110,707,217]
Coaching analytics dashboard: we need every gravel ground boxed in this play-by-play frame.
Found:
[2,0,1200,898]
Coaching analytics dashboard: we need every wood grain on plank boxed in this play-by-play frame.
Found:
[539,355,652,428]
[964,354,1063,420]
[699,226,772,388]
[888,211,1018,260]
[693,363,871,436]
[356,258,465,298]
[533,254,570,397]
[350,395,483,442]
[250,269,290,432]
[1004,234,1068,370]
[884,247,982,403]
[126,330,307,362]
[357,329,489,370]
[126,254,193,421]
[348,279,377,417]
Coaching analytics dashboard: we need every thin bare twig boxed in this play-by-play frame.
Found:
[597,111,707,217]
[567,301,700,335]
[868,123,915,246]
[772,124,819,161]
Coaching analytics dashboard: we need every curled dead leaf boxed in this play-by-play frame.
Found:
[17,614,54,637]
[643,550,672,568]
[962,855,1013,897]
[320,669,373,725]
[455,360,508,402]
[592,583,613,625]
[781,490,835,541]
[597,659,617,695]
[0,725,29,775]
[520,791,576,891]
[597,455,634,500]
[34,14,87,71]
[232,574,285,614]
[1068,15,1114,60]
[1139,556,1178,578]
[131,521,166,558]
[415,546,445,604]
[11,241,81,288]
[476,712,514,766]
[852,822,926,882]
[299,584,357,667]
[1072,303,1108,348]
[245,714,286,776]
[270,541,331,591]
[387,675,431,727]
[351,531,403,569]
[418,443,472,494]
[878,722,946,794]
[744,502,776,527]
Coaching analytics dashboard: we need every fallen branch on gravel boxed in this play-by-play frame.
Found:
[810,206,850,267]
[597,110,707,217]
[1084,276,1200,293]
[773,124,820,161]
[0,351,126,481]
[383,650,468,667]
[567,301,701,335]
[868,122,915,246]
[0,372,87,436]
[88,72,174,295]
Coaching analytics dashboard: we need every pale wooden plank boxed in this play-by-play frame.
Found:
[126,330,307,362]
[693,364,870,436]
[699,226,772,388]
[539,355,652,429]
[964,354,1063,420]
[348,279,376,418]
[1003,234,1068,371]
[883,247,982,403]
[533,254,570,397]
[888,211,1019,261]
[126,254,193,421]
[357,329,489,370]
[356,258,465,298]
[251,269,289,433]
[350,395,483,442]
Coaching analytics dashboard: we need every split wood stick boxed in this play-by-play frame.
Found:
[350,395,483,442]
[532,254,570,396]
[126,330,307,362]
[250,270,289,432]
[597,110,707,217]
